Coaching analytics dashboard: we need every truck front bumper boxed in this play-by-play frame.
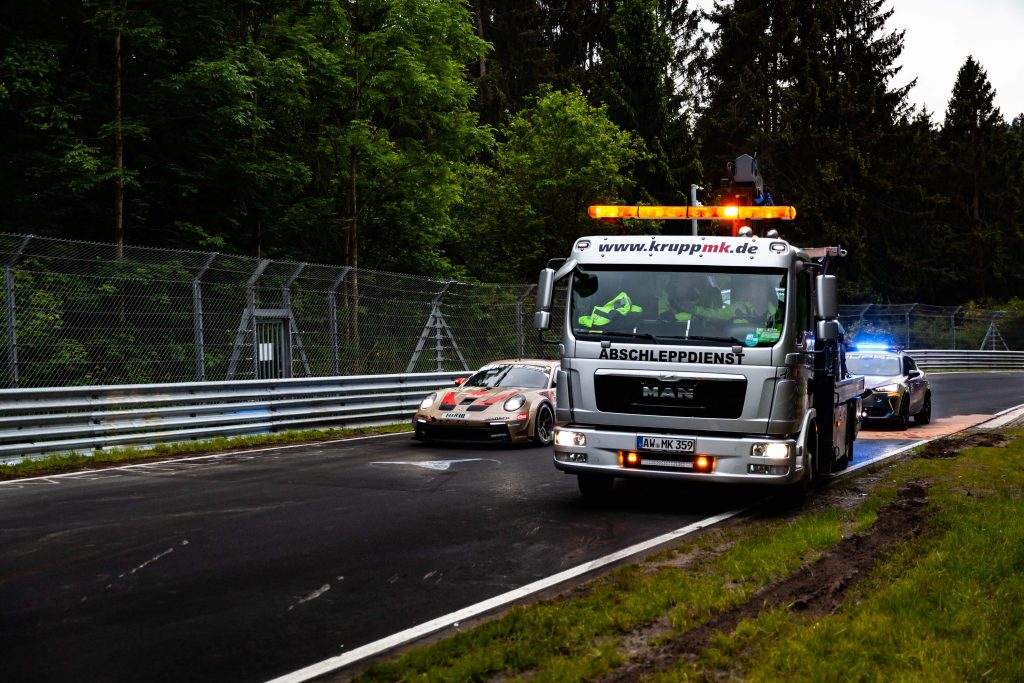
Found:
[553,426,804,485]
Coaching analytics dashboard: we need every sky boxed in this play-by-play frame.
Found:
[889,0,1024,122]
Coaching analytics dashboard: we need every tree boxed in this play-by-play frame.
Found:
[936,56,1016,300]
[450,88,646,282]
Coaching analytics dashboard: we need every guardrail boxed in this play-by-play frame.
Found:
[905,350,1024,372]
[0,372,468,462]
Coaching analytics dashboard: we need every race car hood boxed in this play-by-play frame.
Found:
[435,386,525,412]
[861,374,903,391]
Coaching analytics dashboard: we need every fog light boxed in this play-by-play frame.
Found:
[555,430,587,447]
[619,451,641,468]
[694,455,714,473]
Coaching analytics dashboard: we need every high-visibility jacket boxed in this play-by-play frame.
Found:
[578,291,643,328]
[656,294,692,321]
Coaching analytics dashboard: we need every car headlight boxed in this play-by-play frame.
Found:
[876,383,900,393]
[419,392,437,409]
[503,394,526,411]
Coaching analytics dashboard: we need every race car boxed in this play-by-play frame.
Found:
[846,345,931,430]
[412,359,559,445]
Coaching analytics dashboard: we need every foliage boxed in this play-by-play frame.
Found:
[449,88,647,282]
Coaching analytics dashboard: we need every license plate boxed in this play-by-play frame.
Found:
[636,435,695,453]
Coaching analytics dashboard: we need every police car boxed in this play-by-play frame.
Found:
[412,359,559,445]
[845,344,931,430]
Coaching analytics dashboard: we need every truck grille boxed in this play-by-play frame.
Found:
[594,375,746,418]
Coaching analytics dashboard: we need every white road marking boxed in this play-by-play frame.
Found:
[369,458,500,471]
[0,431,414,487]
[288,584,331,611]
[263,506,750,683]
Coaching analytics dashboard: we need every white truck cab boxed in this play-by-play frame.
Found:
[534,209,863,500]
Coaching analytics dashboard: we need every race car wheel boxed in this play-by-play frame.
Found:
[894,397,909,431]
[915,391,932,425]
[532,404,554,446]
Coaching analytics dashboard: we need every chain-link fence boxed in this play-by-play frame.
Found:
[0,233,565,388]
[839,304,1024,351]
[3,232,1020,388]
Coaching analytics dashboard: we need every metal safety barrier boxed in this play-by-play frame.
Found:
[0,372,468,462]
[905,350,1024,372]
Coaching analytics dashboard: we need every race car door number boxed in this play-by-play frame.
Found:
[636,436,695,453]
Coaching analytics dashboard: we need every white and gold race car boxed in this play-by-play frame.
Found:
[412,359,559,445]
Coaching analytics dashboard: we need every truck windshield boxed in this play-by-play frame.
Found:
[570,266,787,347]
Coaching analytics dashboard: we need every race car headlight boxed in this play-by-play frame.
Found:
[503,394,526,412]
[419,392,437,409]
[876,383,900,394]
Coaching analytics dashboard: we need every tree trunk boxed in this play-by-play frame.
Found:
[475,0,486,78]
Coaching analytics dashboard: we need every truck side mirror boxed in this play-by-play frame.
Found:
[536,268,555,311]
[533,310,551,331]
[815,274,837,319]
[816,320,839,341]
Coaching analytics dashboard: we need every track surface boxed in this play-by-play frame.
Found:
[1,372,1021,682]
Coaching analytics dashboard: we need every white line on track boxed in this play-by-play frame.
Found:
[263,506,752,683]
[0,431,412,486]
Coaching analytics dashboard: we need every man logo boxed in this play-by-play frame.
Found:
[642,385,694,400]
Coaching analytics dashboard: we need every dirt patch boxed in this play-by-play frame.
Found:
[917,432,1011,459]
[598,481,931,683]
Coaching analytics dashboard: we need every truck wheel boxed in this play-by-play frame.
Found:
[577,473,614,502]
[915,392,932,425]
[784,421,817,503]
[532,404,554,446]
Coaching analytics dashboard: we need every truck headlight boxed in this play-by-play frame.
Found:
[419,392,437,409]
[752,442,790,459]
[555,430,587,447]
[503,394,526,411]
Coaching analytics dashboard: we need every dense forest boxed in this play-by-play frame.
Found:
[2,0,1023,304]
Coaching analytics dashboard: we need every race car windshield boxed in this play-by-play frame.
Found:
[464,364,549,388]
[569,266,787,347]
[847,355,901,377]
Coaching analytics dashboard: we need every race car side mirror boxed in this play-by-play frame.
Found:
[908,370,921,379]
[454,377,466,386]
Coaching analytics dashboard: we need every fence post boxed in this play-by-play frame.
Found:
[192,253,217,382]
[905,304,916,349]
[328,267,351,376]
[516,284,536,358]
[951,305,961,350]
[4,235,32,388]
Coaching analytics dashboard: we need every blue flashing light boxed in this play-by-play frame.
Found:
[853,340,903,353]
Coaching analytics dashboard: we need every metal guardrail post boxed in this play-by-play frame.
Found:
[192,253,218,382]
[328,267,351,376]
[4,235,32,388]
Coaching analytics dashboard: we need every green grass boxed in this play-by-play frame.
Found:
[0,422,411,478]
[350,430,1024,682]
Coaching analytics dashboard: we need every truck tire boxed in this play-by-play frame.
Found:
[784,421,818,503]
[915,392,932,425]
[577,473,614,502]
[532,404,555,446]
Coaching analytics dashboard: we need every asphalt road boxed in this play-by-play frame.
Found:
[1,371,1021,682]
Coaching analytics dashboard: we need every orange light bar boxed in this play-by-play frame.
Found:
[588,205,796,221]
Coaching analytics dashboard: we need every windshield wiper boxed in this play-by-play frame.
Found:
[658,334,744,345]
[578,329,661,342]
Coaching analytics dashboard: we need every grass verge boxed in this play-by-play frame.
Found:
[0,422,411,479]
[348,428,1024,682]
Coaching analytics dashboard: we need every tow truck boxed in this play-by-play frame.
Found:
[532,155,864,500]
